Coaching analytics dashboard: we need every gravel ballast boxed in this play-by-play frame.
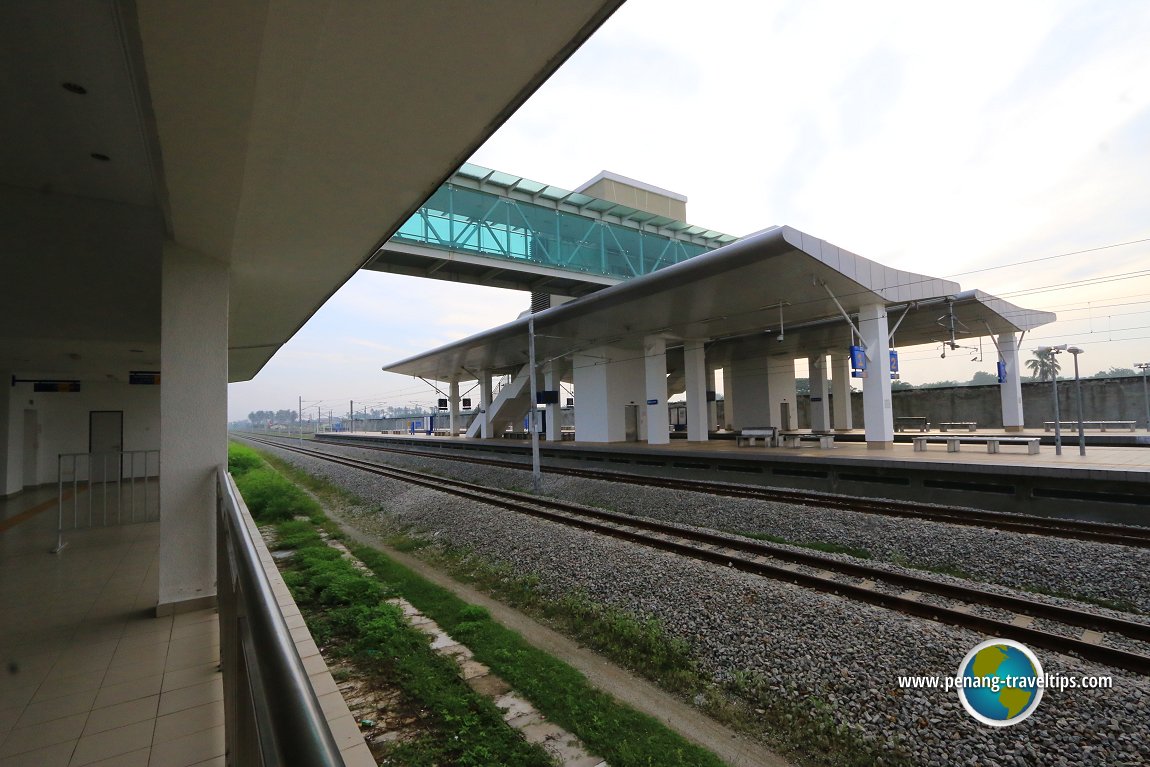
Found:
[246,438,1150,766]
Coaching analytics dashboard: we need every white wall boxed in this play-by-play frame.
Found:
[4,381,160,489]
[573,346,645,442]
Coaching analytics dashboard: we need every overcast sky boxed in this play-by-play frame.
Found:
[228,0,1150,421]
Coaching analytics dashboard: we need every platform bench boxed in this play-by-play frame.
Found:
[938,422,977,432]
[736,426,778,447]
[894,416,929,432]
[913,436,1040,455]
[1043,420,1136,432]
[780,432,835,449]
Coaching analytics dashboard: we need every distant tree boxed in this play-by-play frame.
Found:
[919,379,964,389]
[891,380,914,390]
[1090,366,1136,379]
[1025,349,1061,381]
[969,371,998,385]
[795,378,810,395]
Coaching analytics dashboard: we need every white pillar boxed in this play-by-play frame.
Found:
[729,353,771,429]
[159,243,226,614]
[684,340,709,442]
[721,366,735,430]
[831,354,854,431]
[808,354,830,431]
[449,379,460,436]
[859,303,894,448]
[767,357,797,430]
[706,364,719,430]
[543,359,563,442]
[479,370,492,438]
[644,337,669,445]
[999,332,1025,432]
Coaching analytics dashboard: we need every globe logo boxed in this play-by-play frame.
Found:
[957,638,1044,726]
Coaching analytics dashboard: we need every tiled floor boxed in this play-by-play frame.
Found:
[0,491,224,767]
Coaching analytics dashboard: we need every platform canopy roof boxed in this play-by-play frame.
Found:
[0,0,622,384]
[383,225,1057,381]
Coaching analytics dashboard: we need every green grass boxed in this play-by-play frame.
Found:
[352,544,726,767]
[276,523,552,766]
[740,531,873,560]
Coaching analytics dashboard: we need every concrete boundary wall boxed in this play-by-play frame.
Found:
[795,376,1149,430]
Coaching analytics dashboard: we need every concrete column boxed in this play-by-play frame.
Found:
[998,332,1025,432]
[479,370,492,438]
[644,337,669,445]
[573,346,644,442]
[721,366,734,430]
[543,359,564,442]
[767,357,797,430]
[729,352,771,429]
[859,303,894,448]
[808,354,830,431]
[706,363,719,430]
[449,379,460,437]
[683,340,709,442]
[0,369,15,496]
[831,354,854,431]
[159,242,226,614]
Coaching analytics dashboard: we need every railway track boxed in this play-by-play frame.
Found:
[306,433,1150,549]
[244,435,1150,674]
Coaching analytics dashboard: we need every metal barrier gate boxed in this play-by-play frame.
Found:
[54,450,160,552]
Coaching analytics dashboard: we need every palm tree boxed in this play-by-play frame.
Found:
[1025,349,1061,381]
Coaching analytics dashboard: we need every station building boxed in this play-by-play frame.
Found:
[381,173,1056,449]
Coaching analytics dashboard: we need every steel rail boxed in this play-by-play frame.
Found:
[308,434,1150,549]
[246,436,1150,675]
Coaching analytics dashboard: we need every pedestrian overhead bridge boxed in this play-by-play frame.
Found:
[382,225,1056,448]
[365,164,737,298]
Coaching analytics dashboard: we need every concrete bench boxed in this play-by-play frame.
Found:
[1043,420,1136,432]
[894,416,929,432]
[937,421,977,432]
[736,426,778,447]
[913,435,1040,455]
[780,432,835,449]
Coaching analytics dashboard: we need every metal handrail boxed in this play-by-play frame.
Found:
[216,469,344,766]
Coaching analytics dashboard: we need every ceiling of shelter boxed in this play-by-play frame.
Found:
[0,0,623,383]
[383,226,1056,381]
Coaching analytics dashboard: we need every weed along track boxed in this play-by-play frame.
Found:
[228,440,741,767]
[245,436,1150,675]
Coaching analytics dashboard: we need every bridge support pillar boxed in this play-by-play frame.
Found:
[543,359,565,442]
[479,370,492,438]
[831,353,854,431]
[721,366,734,430]
[684,340,709,442]
[809,353,830,431]
[767,357,796,431]
[860,304,894,448]
[728,349,771,429]
[573,346,645,442]
[999,332,1025,432]
[449,379,460,436]
[644,337,670,445]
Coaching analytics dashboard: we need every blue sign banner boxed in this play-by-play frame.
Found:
[646,398,659,405]
[849,345,867,371]
[889,350,899,374]
[997,361,1007,383]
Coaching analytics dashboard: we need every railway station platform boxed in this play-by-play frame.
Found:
[0,491,225,767]
[312,430,1150,527]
